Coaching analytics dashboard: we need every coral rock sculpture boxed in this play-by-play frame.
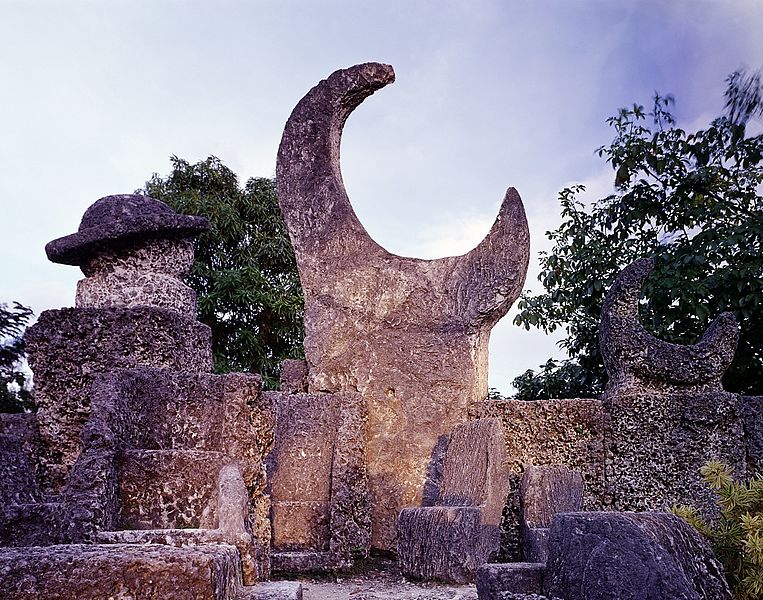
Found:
[600,258,746,514]
[276,62,530,549]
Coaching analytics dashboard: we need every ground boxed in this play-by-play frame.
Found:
[276,555,479,600]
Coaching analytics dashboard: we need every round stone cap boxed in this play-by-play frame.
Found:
[45,194,209,265]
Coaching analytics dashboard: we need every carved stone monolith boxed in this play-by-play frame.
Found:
[276,63,530,549]
[600,258,745,514]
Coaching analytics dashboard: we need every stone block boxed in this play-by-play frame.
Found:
[0,501,93,547]
[0,434,40,505]
[519,464,583,562]
[440,418,509,527]
[0,543,241,600]
[543,512,731,600]
[25,307,213,491]
[116,449,225,529]
[279,359,308,393]
[266,390,370,566]
[476,563,545,600]
[397,505,498,584]
[241,581,304,600]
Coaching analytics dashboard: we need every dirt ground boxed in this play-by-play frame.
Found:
[277,555,479,600]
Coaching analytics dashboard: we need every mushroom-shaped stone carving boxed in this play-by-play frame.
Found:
[600,257,738,394]
[46,195,208,316]
[276,62,530,549]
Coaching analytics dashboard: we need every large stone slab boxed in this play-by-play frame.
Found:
[276,62,529,549]
[476,563,545,600]
[543,512,731,600]
[519,465,583,562]
[265,391,370,566]
[0,543,243,600]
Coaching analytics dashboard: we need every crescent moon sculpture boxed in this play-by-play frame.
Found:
[600,257,738,395]
[276,63,530,549]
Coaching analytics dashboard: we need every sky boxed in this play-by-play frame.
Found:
[1,0,762,394]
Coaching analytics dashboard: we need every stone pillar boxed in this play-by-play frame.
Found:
[276,63,530,549]
[25,195,211,491]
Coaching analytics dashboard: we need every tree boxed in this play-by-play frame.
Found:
[140,156,304,389]
[0,301,34,413]
[514,68,763,398]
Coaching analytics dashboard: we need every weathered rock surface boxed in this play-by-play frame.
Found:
[476,563,545,600]
[543,512,731,600]
[276,62,530,550]
[519,465,582,563]
[475,399,608,560]
[600,258,746,515]
[0,543,243,600]
[265,391,370,570]
[24,307,213,491]
[397,419,509,583]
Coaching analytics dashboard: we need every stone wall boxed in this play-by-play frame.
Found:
[474,398,610,559]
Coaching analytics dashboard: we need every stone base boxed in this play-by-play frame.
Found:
[241,581,303,600]
[397,505,500,584]
[0,543,243,599]
[476,563,545,600]
[271,551,348,573]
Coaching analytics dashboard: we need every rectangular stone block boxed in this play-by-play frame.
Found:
[476,562,545,600]
[271,500,330,551]
[116,449,225,529]
[0,543,241,600]
[397,505,498,584]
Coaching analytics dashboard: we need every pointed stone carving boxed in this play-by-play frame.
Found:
[276,62,530,549]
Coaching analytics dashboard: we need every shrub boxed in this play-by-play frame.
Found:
[673,461,763,599]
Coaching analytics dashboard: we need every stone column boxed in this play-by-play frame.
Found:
[26,195,211,491]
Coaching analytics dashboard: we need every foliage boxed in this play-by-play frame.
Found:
[673,461,763,599]
[0,301,34,413]
[512,358,599,400]
[513,68,763,398]
[141,156,304,389]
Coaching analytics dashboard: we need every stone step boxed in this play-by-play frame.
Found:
[117,448,228,529]
[476,563,546,600]
[0,543,243,599]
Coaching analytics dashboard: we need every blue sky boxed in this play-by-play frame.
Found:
[1,0,761,393]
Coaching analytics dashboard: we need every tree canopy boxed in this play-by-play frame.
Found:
[514,68,763,398]
[0,301,34,413]
[140,156,304,388]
